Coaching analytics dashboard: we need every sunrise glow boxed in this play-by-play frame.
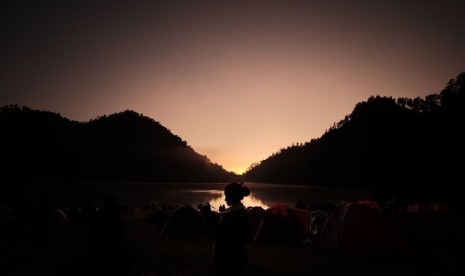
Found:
[1,1,464,173]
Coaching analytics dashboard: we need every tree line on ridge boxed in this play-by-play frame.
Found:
[244,72,465,202]
[1,71,464,203]
[0,108,237,184]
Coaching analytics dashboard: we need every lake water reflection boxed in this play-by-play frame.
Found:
[161,182,375,210]
[208,192,270,210]
[9,182,376,210]
[184,188,270,210]
[201,183,375,210]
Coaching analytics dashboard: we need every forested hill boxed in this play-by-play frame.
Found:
[244,72,465,200]
[0,107,237,183]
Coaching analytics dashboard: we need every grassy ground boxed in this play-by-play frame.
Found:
[2,211,465,276]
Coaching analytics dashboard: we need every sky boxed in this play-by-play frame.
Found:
[1,0,464,174]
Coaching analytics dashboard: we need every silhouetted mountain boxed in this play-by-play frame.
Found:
[0,107,237,183]
[245,72,465,202]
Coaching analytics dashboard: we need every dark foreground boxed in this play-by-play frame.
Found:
[2,208,465,276]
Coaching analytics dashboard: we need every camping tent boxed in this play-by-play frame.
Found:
[246,206,266,238]
[48,208,70,227]
[254,203,310,242]
[146,207,168,223]
[406,202,448,213]
[160,205,211,238]
[318,202,408,257]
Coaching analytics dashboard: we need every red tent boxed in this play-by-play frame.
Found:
[318,202,409,257]
[254,203,310,242]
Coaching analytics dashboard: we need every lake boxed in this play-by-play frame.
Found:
[3,182,376,210]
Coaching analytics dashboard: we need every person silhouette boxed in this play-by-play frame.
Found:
[202,182,253,276]
[86,193,132,276]
[90,194,122,251]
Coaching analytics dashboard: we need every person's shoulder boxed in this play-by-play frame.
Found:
[231,206,248,217]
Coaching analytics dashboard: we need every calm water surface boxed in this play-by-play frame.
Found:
[9,182,376,210]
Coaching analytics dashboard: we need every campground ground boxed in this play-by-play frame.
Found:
[2,209,465,276]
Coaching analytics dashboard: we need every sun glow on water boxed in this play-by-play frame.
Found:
[208,193,269,210]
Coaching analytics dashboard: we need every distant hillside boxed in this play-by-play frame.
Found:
[244,72,465,201]
[0,107,237,183]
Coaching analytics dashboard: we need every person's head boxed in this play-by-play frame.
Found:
[224,182,250,206]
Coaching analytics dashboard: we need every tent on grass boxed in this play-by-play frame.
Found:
[318,202,408,257]
[254,203,310,242]
[406,202,449,213]
[246,206,266,238]
[146,207,168,224]
[160,205,211,238]
[48,208,70,228]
